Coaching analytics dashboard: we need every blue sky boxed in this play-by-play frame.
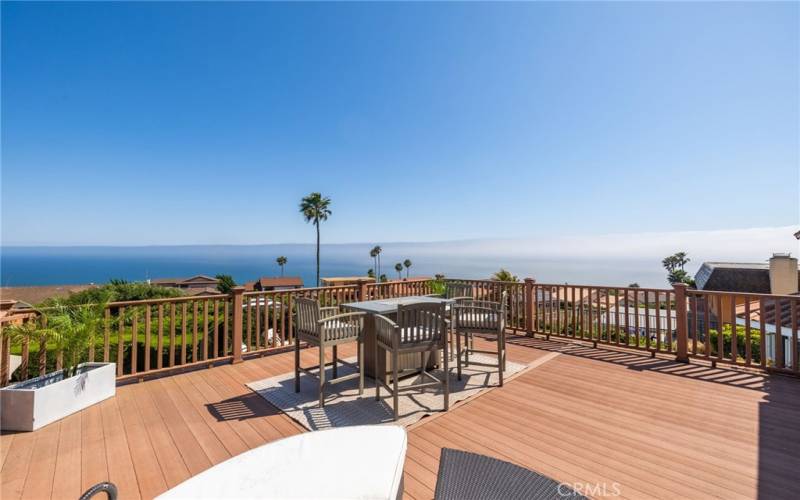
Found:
[2,1,798,246]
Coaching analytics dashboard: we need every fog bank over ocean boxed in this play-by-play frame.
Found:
[1,226,796,288]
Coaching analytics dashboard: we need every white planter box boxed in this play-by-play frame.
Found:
[1,362,116,431]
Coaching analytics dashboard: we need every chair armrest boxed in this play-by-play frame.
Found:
[374,314,399,346]
[320,306,339,319]
[449,295,472,302]
[453,305,498,314]
[318,311,365,325]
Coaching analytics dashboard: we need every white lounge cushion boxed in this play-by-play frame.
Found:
[156,425,407,499]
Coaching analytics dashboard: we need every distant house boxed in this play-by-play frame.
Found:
[695,254,799,366]
[246,277,304,292]
[694,255,800,321]
[151,275,219,291]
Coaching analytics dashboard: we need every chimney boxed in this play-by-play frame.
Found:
[769,253,798,295]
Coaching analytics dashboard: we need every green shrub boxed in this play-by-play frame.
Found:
[708,325,761,361]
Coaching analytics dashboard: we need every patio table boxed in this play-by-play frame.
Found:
[343,296,453,384]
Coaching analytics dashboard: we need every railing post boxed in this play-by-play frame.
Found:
[673,283,690,363]
[359,282,369,302]
[524,278,535,338]
[231,286,244,364]
[0,327,10,387]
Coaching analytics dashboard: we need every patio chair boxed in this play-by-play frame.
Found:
[453,292,507,386]
[374,302,449,421]
[294,297,366,407]
[427,282,474,359]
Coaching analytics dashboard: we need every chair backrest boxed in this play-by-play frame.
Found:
[296,297,321,336]
[453,291,507,332]
[445,282,473,299]
[396,302,446,346]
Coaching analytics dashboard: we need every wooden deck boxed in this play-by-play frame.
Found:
[2,333,798,499]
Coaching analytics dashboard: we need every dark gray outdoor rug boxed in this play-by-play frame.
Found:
[247,353,530,430]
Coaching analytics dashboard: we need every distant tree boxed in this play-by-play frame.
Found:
[369,248,377,276]
[367,268,375,278]
[403,259,412,278]
[434,273,445,281]
[215,274,236,294]
[628,283,640,288]
[394,263,403,280]
[491,269,519,282]
[52,281,183,307]
[276,256,287,277]
[662,251,695,286]
[370,245,382,279]
[299,192,332,287]
[379,274,388,283]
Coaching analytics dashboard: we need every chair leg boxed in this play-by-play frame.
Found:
[318,345,326,408]
[294,336,301,393]
[456,329,462,381]
[497,333,504,387]
[358,339,364,395]
[464,332,470,367]
[501,329,507,372]
[442,343,450,412]
[392,349,399,421]
[449,325,455,361]
[375,339,380,401]
[332,345,338,379]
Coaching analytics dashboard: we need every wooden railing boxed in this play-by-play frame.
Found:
[685,289,799,373]
[361,278,433,300]
[527,281,680,356]
[3,276,799,385]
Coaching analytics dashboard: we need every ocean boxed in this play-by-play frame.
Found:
[0,244,668,288]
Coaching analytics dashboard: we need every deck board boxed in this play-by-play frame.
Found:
[2,334,799,499]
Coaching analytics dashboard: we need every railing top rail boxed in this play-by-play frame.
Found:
[108,294,229,307]
[366,278,430,286]
[445,279,524,286]
[531,283,673,293]
[686,289,800,300]
[242,284,358,296]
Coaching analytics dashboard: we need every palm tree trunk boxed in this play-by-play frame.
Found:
[315,222,320,287]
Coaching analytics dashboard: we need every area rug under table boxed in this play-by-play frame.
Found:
[247,354,529,430]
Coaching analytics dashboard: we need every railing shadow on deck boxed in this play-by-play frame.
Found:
[758,375,800,499]
[504,333,776,391]
[206,392,285,422]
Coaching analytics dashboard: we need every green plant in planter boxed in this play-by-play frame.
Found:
[47,297,109,377]
[4,313,55,377]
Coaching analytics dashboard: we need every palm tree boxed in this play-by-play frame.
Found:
[491,269,519,282]
[299,192,332,286]
[369,247,378,278]
[394,262,403,280]
[403,259,412,278]
[276,256,287,276]
[370,245,382,279]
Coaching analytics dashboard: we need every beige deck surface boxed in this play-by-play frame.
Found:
[2,333,798,499]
